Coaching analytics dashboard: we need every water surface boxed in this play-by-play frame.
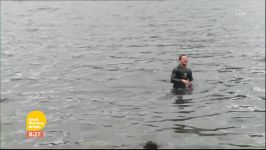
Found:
[1,0,265,148]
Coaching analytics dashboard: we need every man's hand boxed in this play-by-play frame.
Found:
[181,79,192,87]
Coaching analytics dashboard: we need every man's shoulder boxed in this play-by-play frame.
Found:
[173,66,179,71]
[183,66,191,70]
[186,67,192,70]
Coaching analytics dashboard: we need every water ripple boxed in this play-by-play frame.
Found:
[2,0,265,149]
[147,113,222,123]
[156,124,237,136]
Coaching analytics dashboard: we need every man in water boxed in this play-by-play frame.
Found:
[171,54,193,90]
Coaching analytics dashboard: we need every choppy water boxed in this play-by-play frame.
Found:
[1,0,265,149]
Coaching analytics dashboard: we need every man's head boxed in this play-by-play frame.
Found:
[179,54,188,66]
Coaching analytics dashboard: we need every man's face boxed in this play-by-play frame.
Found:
[179,55,188,66]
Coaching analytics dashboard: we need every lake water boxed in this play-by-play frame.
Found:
[1,0,265,148]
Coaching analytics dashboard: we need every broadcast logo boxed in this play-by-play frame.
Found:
[26,110,47,138]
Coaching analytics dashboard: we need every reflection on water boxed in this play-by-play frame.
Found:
[171,87,193,96]
[172,88,193,109]
[173,124,236,136]
[143,141,158,149]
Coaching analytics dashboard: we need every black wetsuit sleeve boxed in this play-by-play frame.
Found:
[188,70,193,82]
[171,69,181,83]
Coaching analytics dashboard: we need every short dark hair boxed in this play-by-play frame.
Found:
[179,54,187,60]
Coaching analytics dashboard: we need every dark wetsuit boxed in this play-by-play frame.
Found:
[171,64,193,89]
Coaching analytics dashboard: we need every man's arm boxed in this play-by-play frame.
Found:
[185,70,193,87]
[171,69,181,83]
[188,70,193,82]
